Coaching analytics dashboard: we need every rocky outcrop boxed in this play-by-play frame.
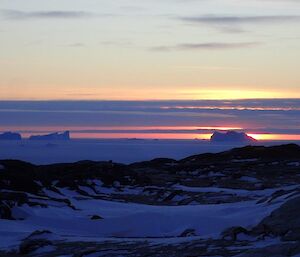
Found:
[0,200,13,220]
[19,230,54,255]
[0,144,300,207]
[237,243,300,257]
[0,144,300,257]
[253,196,300,241]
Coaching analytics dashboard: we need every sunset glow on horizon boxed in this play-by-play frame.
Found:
[1,125,299,141]
[69,133,300,141]
[247,134,300,141]
[1,99,300,141]
[1,89,299,102]
[0,0,300,101]
[1,0,300,250]
[13,132,300,141]
[0,1,299,142]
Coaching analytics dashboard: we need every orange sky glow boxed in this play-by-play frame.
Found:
[70,133,300,141]
[12,130,300,141]
[1,125,300,141]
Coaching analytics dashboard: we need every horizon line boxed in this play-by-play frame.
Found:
[1,97,300,102]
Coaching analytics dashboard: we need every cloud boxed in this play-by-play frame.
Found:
[150,42,260,51]
[179,15,300,32]
[1,10,96,20]
[64,43,86,48]
[180,15,300,25]
[99,40,134,48]
[0,99,299,133]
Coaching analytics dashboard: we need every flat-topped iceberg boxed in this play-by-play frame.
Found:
[29,131,70,141]
[210,130,256,144]
[0,132,22,140]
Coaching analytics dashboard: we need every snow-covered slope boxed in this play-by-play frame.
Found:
[1,144,300,256]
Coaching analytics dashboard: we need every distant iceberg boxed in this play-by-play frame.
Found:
[210,131,257,144]
[29,131,70,141]
[0,132,22,140]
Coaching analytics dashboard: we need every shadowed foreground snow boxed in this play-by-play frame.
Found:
[1,144,300,256]
[0,192,282,249]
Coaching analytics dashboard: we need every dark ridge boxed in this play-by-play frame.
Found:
[181,144,300,164]
[129,158,177,169]
[0,144,300,193]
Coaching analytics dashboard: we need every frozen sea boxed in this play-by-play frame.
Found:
[0,139,299,164]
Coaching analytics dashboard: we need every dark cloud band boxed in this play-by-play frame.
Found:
[150,42,260,51]
[180,15,300,25]
[1,10,96,20]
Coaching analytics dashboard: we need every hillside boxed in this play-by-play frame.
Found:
[1,144,300,256]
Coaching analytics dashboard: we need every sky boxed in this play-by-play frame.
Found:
[0,1,300,141]
[0,99,300,140]
[0,0,300,100]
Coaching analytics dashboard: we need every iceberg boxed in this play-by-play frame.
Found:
[210,131,256,144]
[29,131,70,141]
[0,132,22,140]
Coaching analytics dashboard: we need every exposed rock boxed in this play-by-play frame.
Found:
[236,242,300,257]
[179,228,196,237]
[90,215,103,220]
[19,239,53,255]
[25,230,52,239]
[253,196,300,240]
[0,200,13,220]
[0,144,299,257]
[221,226,249,241]
[182,144,300,163]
